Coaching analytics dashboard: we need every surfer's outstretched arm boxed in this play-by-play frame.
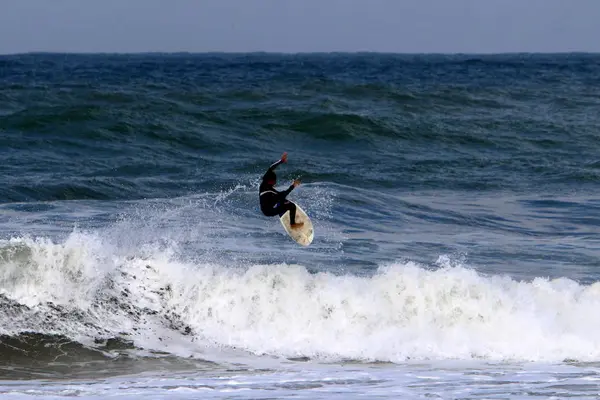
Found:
[267,159,283,171]
[277,179,301,201]
[269,152,287,170]
[278,185,294,200]
[262,152,287,180]
[262,152,289,181]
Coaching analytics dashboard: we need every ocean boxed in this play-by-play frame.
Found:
[0,52,599,399]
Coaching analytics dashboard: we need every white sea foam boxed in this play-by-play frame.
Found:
[1,231,600,363]
[167,260,600,363]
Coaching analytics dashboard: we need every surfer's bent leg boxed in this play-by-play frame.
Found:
[277,201,297,225]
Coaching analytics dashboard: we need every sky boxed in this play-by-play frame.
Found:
[1,0,599,54]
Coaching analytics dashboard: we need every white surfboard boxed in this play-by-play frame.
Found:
[279,202,314,246]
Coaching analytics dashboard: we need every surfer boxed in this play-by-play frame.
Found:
[259,152,303,228]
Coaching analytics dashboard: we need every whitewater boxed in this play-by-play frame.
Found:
[2,228,600,365]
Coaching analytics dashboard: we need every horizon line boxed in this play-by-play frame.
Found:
[2,50,599,57]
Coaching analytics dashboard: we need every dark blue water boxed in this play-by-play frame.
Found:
[1,54,600,397]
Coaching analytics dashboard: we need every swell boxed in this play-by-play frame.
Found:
[1,52,600,203]
[0,331,134,364]
[0,329,218,380]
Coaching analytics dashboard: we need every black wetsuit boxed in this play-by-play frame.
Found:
[259,159,298,224]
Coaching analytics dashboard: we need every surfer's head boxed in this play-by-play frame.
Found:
[263,170,276,185]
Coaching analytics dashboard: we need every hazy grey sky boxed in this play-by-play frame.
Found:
[1,0,599,54]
